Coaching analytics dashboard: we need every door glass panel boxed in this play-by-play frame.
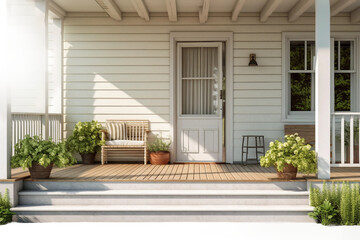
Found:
[181,47,219,115]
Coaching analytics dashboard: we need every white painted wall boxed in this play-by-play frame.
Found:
[63,13,358,163]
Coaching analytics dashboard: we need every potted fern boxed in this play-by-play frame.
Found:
[11,135,76,179]
[67,121,105,164]
[147,136,171,165]
[260,134,317,180]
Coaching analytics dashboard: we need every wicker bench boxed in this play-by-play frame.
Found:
[101,120,150,165]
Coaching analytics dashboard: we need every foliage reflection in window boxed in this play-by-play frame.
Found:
[291,73,312,111]
[288,40,354,113]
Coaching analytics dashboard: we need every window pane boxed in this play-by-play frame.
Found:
[290,41,305,70]
[290,73,312,111]
[334,41,339,70]
[334,73,351,111]
[307,41,315,70]
[340,41,353,70]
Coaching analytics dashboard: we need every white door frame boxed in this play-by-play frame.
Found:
[170,32,234,163]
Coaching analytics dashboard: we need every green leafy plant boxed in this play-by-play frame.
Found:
[0,189,14,225]
[67,121,105,154]
[147,136,171,152]
[260,134,317,174]
[309,199,339,225]
[11,135,76,169]
[309,182,360,225]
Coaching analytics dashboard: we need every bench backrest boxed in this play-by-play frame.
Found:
[284,124,315,144]
[106,120,150,141]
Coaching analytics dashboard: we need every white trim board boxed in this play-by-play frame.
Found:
[170,32,234,164]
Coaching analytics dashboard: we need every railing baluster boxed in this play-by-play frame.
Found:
[350,115,354,165]
[341,116,345,165]
[332,115,336,164]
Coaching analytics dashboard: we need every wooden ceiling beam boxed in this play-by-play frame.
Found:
[131,0,150,21]
[199,0,210,24]
[260,0,282,22]
[165,0,177,22]
[331,0,357,16]
[95,0,122,21]
[288,0,314,22]
[232,0,246,22]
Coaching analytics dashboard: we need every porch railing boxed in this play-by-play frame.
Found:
[331,112,360,167]
[11,113,63,154]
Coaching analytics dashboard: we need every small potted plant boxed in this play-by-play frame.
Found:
[67,121,105,164]
[260,134,317,180]
[147,136,171,165]
[11,135,76,179]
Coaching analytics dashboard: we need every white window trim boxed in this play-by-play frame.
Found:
[282,32,360,123]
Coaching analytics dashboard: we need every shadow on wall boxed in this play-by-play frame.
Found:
[63,40,171,161]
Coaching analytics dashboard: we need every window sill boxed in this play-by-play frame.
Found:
[282,113,315,123]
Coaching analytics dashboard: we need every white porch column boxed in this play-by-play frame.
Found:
[9,0,49,139]
[315,0,331,179]
[0,0,11,179]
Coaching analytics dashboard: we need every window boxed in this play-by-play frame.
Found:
[289,41,315,112]
[334,41,354,111]
[284,33,358,121]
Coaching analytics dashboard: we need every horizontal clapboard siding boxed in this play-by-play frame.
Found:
[63,14,356,162]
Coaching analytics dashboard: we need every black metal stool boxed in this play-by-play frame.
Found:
[241,135,265,165]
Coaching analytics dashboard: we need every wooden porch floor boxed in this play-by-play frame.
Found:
[9,164,360,182]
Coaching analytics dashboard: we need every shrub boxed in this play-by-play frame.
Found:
[67,121,105,154]
[11,135,76,169]
[260,134,317,174]
[148,136,171,152]
[0,189,14,225]
[309,182,360,225]
[309,199,339,225]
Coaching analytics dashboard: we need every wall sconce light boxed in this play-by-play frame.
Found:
[248,54,258,66]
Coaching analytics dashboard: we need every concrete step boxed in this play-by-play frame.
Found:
[12,204,314,222]
[23,180,308,191]
[18,190,309,206]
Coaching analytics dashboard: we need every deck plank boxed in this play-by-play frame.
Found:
[18,163,360,182]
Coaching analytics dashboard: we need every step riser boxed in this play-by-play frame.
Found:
[14,212,314,223]
[19,195,309,206]
[23,181,308,191]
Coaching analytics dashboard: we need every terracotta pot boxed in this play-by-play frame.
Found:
[346,145,359,164]
[277,163,298,180]
[28,162,54,179]
[150,151,170,165]
[80,152,96,165]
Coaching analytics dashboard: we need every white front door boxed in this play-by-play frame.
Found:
[176,42,223,162]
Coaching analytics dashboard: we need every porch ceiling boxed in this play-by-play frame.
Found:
[52,0,360,23]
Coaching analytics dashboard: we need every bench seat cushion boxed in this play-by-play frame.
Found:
[105,140,145,146]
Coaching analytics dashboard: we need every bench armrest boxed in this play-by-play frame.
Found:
[101,130,108,141]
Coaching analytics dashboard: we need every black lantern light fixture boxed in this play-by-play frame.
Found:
[248,54,258,66]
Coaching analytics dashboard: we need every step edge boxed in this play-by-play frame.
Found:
[12,205,314,212]
[18,190,309,196]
